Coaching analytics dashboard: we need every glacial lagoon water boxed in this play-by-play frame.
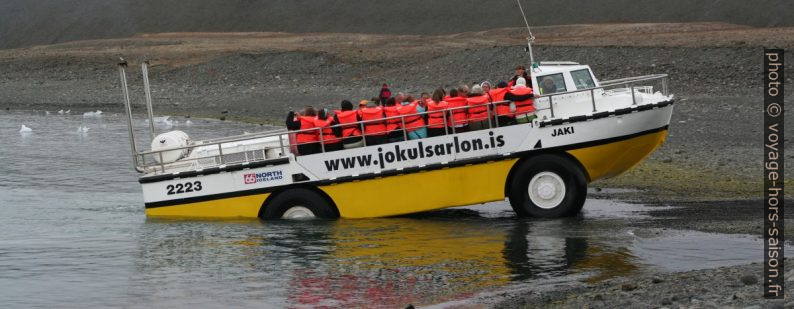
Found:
[0,110,764,308]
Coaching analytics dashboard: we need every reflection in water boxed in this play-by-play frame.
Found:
[132,211,643,308]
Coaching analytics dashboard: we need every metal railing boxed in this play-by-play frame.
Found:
[126,72,669,175]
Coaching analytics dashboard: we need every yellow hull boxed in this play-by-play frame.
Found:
[146,129,668,219]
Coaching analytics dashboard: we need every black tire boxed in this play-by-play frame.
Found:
[261,188,338,220]
[508,154,587,218]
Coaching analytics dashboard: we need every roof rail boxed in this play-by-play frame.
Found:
[539,61,580,66]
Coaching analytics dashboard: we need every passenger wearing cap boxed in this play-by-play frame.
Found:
[359,100,388,146]
[504,77,537,124]
[466,85,491,131]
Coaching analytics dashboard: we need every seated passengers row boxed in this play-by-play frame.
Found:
[286,76,538,156]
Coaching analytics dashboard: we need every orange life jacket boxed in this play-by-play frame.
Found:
[313,117,341,145]
[510,86,535,115]
[383,105,402,132]
[335,110,361,137]
[444,96,468,126]
[425,100,449,129]
[490,87,512,117]
[398,102,425,131]
[360,106,387,136]
[294,115,318,144]
[467,95,490,122]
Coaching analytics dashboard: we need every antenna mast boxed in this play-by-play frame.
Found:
[516,0,536,69]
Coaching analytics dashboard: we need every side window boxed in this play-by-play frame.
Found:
[570,69,596,89]
[536,73,567,95]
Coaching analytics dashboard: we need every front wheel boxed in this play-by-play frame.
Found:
[260,188,338,220]
[508,154,587,218]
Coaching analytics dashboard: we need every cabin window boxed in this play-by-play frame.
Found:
[537,73,567,95]
[570,69,596,89]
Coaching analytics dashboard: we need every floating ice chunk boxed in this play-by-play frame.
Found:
[185,120,193,125]
[77,124,90,133]
[45,111,51,115]
[19,125,32,133]
[83,110,103,117]
[65,110,70,114]
[58,110,64,114]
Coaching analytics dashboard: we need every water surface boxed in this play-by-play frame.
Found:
[0,111,765,308]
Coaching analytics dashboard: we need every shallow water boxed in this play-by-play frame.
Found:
[0,110,767,308]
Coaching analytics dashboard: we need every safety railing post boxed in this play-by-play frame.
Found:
[319,128,325,153]
[549,96,555,118]
[278,133,285,157]
[630,85,637,105]
[486,102,493,129]
[360,121,367,147]
[442,110,449,135]
[217,143,224,164]
[401,115,408,141]
[590,89,597,112]
[450,108,456,134]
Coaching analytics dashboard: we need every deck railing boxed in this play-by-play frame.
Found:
[132,74,668,174]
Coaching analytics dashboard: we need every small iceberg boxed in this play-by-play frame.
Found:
[77,124,90,133]
[19,125,32,133]
[58,110,64,114]
[83,110,103,117]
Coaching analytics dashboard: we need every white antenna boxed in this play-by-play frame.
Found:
[515,0,536,69]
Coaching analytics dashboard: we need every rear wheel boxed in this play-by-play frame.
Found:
[508,154,587,218]
[261,188,338,220]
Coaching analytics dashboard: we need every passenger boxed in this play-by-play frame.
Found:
[313,108,344,152]
[419,92,431,108]
[426,88,449,137]
[334,100,364,149]
[445,87,468,133]
[378,84,391,106]
[505,77,537,123]
[359,100,388,146]
[508,65,530,87]
[286,106,320,155]
[383,97,405,143]
[480,81,492,99]
[491,81,515,126]
[394,92,405,105]
[466,85,491,131]
[398,96,428,140]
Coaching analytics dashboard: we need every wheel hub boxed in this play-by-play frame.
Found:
[282,206,316,219]
[527,172,566,209]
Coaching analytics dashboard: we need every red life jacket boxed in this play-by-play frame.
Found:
[426,100,449,129]
[490,87,512,117]
[444,96,468,126]
[510,86,535,115]
[335,110,361,137]
[313,117,341,145]
[398,102,425,131]
[467,95,490,122]
[383,106,402,132]
[360,106,387,136]
[294,115,318,144]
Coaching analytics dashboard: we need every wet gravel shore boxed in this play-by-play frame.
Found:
[492,261,794,309]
